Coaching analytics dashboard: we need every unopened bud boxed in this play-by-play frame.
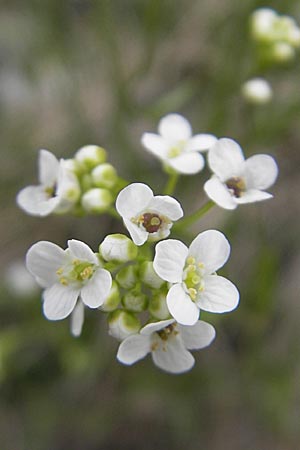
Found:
[149,291,170,320]
[100,281,120,312]
[272,42,295,61]
[100,234,138,263]
[81,188,113,213]
[75,145,107,170]
[108,310,140,341]
[91,163,118,189]
[122,287,148,313]
[241,78,272,104]
[139,261,165,289]
[116,265,138,289]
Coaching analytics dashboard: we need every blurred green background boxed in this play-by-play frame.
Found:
[1,0,300,449]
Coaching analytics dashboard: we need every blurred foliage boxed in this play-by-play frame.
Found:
[1,0,300,449]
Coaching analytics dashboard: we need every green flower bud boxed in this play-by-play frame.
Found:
[149,291,170,320]
[81,188,113,213]
[272,42,295,62]
[100,234,138,263]
[75,145,107,171]
[139,261,165,289]
[91,163,118,189]
[100,281,120,312]
[116,265,138,289]
[122,287,148,313]
[108,310,140,341]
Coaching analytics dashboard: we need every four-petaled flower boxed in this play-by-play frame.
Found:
[204,138,278,210]
[141,113,217,174]
[116,183,183,246]
[117,318,216,374]
[26,239,112,336]
[153,230,239,326]
[17,149,80,217]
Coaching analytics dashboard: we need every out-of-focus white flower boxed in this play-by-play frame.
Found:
[26,239,112,336]
[17,149,80,216]
[5,260,39,298]
[153,230,239,326]
[242,78,273,104]
[204,138,278,210]
[251,8,278,42]
[117,319,216,374]
[141,113,217,174]
[91,163,118,189]
[116,183,183,246]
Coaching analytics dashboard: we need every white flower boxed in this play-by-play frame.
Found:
[26,239,112,336]
[241,78,272,104]
[117,319,216,374]
[141,113,217,174]
[116,183,183,246]
[17,149,80,216]
[204,138,278,210]
[153,230,239,326]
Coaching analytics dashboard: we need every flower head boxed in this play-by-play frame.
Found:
[116,183,183,245]
[204,138,278,210]
[141,113,217,174]
[117,319,216,374]
[241,78,273,104]
[153,230,239,326]
[26,239,112,336]
[17,149,80,216]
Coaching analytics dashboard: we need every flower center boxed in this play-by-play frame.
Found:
[140,213,163,233]
[44,183,56,198]
[167,140,186,158]
[56,259,95,286]
[151,323,179,351]
[225,177,246,198]
[183,256,205,301]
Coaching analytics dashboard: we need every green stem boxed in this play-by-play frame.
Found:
[108,207,120,219]
[164,173,179,195]
[174,200,215,231]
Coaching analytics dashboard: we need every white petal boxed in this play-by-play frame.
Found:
[158,114,192,141]
[16,185,60,216]
[197,275,239,313]
[70,300,85,337]
[26,241,65,287]
[179,321,216,350]
[244,154,278,190]
[43,284,79,320]
[141,133,169,159]
[147,195,183,220]
[189,229,231,274]
[117,334,151,365]
[208,138,245,181]
[153,239,188,283]
[186,134,217,152]
[141,319,175,336]
[167,284,199,325]
[168,152,205,174]
[236,189,273,204]
[152,336,195,374]
[80,269,112,308]
[116,183,153,218]
[123,218,148,246]
[204,177,237,210]
[38,149,59,186]
[67,239,98,264]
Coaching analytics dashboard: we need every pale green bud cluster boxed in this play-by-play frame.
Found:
[251,8,300,64]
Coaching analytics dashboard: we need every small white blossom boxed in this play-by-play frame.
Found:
[141,113,217,174]
[81,188,113,213]
[204,138,278,210]
[17,149,80,217]
[99,234,138,263]
[153,230,239,326]
[116,183,183,246]
[117,319,216,374]
[242,78,273,104]
[26,239,112,336]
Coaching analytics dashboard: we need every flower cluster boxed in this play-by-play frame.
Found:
[18,113,278,374]
[251,7,300,63]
